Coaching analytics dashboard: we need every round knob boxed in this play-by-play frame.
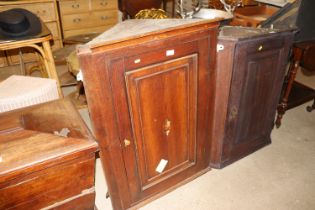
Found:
[100,1,108,6]
[72,4,80,8]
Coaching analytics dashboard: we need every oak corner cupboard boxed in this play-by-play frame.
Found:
[210,26,294,168]
[78,19,220,209]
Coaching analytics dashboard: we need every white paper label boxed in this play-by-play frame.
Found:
[155,159,168,173]
[166,50,175,56]
[216,44,224,52]
[77,70,83,81]
[54,128,70,137]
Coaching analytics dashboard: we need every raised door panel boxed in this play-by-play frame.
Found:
[224,37,287,160]
[125,54,198,192]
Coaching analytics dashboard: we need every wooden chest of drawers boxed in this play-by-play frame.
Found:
[57,0,118,38]
[0,99,98,209]
[0,0,63,77]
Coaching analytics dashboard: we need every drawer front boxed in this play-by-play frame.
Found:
[46,22,60,39]
[0,3,56,22]
[63,25,114,38]
[91,0,118,10]
[59,0,90,15]
[62,11,117,30]
[91,10,118,27]
[62,13,91,30]
[0,156,95,209]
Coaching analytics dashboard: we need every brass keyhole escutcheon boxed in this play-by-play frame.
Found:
[164,119,171,136]
[258,45,263,51]
[230,106,238,120]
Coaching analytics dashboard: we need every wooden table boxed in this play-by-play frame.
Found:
[276,41,315,127]
[0,34,63,97]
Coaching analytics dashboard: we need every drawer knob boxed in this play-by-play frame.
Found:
[72,4,80,9]
[36,10,46,14]
[73,18,81,23]
[100,1,108,6]
[101,16,108,20]
[258,45,263,51]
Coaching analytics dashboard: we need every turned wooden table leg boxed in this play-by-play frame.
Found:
[276,46,303,128]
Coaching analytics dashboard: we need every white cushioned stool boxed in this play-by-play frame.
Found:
[0,75,59,113]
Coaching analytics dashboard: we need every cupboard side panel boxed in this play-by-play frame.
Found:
[79,52,132,210]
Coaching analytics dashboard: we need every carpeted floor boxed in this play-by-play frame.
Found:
[78,70,315,210]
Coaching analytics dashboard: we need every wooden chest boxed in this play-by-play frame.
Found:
[78,19,220,209]
[210,26,294,168]
[57,0,119,38]
[0,99,98,209]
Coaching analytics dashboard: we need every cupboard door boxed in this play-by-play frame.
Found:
[225,38,287,160]
[125,54,198,196]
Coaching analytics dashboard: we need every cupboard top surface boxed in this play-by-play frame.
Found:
[218,26,294,41]
[82,19,221,49]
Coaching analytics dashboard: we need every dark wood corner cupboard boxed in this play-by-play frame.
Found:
[78,19,220,209]
[211,26,294,168]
